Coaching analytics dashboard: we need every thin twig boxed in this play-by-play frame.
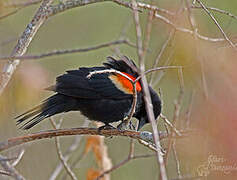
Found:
[149,30,176,85]
[172,142,182,179]
[0,39,135,61]
[96,139,155,180]
[131,0,167,179]
[135,66,183,83]
[154,13,225,42]
[191,5,237,21]
[160,114,181,137]
[11,149,25,167]
[138,139,164,153]
[48,0,227,44]
[143,8,155,59]
[0,128,178,152]
[0,170,12,177]
[50,118,77,180]
[0,155,25,180]
[0,0,42,20]
[0,0,54,96]
[195,0,236,49]
[164,69,184,164]
[0,0,41,20]
[49,119,89,180]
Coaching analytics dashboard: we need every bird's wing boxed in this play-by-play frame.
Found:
[48,67,141,99]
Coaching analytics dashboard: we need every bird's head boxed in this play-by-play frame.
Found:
[137,86,162,130]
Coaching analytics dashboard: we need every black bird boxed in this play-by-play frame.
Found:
[16,56,161,130]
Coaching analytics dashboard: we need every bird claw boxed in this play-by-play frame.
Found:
[117,120,136,131]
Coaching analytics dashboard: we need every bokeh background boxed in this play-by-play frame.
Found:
[0,0,237,179]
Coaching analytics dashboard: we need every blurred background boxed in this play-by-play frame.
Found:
[0,0,237,179]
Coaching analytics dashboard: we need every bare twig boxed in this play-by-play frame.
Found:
[195,0,236,49]
[0,0,42,20]
[0,0,41,20]
[160,114,181,137]
[191,5,237,21]
[50,118,77,180]
[138,139,163,153]
[164,69,184,164]
[143,8,154,59]
[49,120,89,180]
[149,30,176,85]
[136,66,183,83]
[0,155,25,180]
[131,0,167,179]
[172,142,182,179]
[0,170,12,177]
[170,176,203,180]
[95,139,155,180]
[0,39,135,61]
[48,0,227,44]
[11,149,25,167]
[0,0,54,96]
[136,2,174,16]
[154,13,225,42]
[0,128,177,153]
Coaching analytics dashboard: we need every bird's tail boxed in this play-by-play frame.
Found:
[16,94,72,130]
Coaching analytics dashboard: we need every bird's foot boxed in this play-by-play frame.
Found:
[117,120,135,131]
[128,121,136,130]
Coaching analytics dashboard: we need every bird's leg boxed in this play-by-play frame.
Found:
[128,121,136,130]
[117,117,128,130]
[117,117,135,131]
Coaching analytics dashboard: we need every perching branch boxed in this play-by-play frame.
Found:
[0,128,183,153]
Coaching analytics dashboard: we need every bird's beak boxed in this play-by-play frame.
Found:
[137,118,146,131]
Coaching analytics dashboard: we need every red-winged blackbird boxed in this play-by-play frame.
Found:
[16,56,161,130]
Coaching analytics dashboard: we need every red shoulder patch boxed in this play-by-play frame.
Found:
[109,72,141,94]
